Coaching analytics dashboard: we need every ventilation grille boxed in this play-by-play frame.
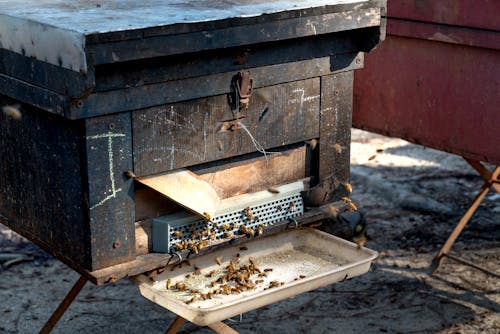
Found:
[153,192,304,253]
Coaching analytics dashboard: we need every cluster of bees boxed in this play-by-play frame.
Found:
[172,202,299,253]
[164,247,306,305]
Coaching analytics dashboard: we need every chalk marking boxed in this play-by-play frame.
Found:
[88,131,124,210]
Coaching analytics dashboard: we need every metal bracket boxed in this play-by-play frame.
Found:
[234,71,253,111]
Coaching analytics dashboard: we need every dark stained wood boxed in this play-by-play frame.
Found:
[0,73,68,116]
[0,95,90,268]
[132,78,320,176]
[84,113,136,270]
[71,53,362,119]
[304,73,353,206]
[0,48,94,98]
[94,32,366,93]
[87,7,381,65]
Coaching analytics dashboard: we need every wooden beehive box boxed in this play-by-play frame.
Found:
[0,0,385,283]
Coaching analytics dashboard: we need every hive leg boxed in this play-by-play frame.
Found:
[165,316,185,334]
[39,275,88,334]
[431,160,500,274]
[207,321,239,334]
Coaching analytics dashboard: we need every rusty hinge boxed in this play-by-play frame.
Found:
[234,71,253,111]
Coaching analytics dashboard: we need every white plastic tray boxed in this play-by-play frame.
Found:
[133,228,377,326]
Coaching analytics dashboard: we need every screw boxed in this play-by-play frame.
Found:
[113,241,121,249]
[108,123,115,130]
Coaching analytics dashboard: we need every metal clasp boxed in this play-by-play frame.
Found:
[234,71,253,111]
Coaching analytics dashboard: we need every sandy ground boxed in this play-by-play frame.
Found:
[1,129,499,334]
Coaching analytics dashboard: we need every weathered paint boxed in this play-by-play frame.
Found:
[353,3,500,165]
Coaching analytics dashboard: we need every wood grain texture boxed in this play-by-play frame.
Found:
[0,95,89,268]
[196,146,306,199]
[84,112,135,270]
[304,73,353,206]
[133,78,320,176]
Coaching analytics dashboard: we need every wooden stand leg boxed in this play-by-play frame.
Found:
[39,275,88,334]
[165,316,186,334]
[431,161,500,274]
[207,321,239,334]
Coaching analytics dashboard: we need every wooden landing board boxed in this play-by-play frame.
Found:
[137,169,220,219]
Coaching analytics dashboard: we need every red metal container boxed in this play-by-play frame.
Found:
[353,0,500,165]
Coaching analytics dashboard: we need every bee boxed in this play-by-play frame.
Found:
[368,154,377,161]
[198,240,208,250]
[203,212,212,221]
[257,225,264,236]
[224,231,233,238]
[249,257,256,265]
[210,232,216,240]
[173,230,182,237]
[182,240,189,249]
[229,261,237,272]
[258,273,268,278]
[308,138,318,150]
[194,266,201,275]
[268,187,280,194]
[210,281,216,287]
[205,270,215,278]
[220,223,230,231]
[166,279,172,290]
[245,207,254,221]
[207,292,213,299]
[185,274,191,279]
[202,228,210,237]
[334,143,343,154]
[255,279,264,284]
[299,275,306,279]
[276,204,283,211]
[191,245,199,254]
[175,282,186,291]
[264,268,273,272]
[289,202,297,212]
[188,225,196,233]
[186,296,197,304]
[345,183,353,193]
[342,197,350,203]
[269,281,280,288]
[215,257,222,265]
[232,287,241,294]
[348,201,358,211]
[175,242,184,250]
[183,259,191,267]
[200,293,207,300]
[247,228,254,237]
[190,289,200,294]
[2,104,22,120]
[240,246,248,251]
[125,170,136,179]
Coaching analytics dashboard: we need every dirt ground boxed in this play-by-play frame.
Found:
[1,129,499,334]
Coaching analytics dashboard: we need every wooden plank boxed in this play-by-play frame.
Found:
[136,169,221,219]
[71,53,362,119]
[0,73,68,116]
[132,78,321,176]
[0,95,90,268]
[87,7,381,65]
[304,72,353,206]
[94,32,363,93]
[84,113,135,270]
[0,48,94,98]
[195,146,307,199]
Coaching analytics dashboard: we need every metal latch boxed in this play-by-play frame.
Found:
[234,71,253,111]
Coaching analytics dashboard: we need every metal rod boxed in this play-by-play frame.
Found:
[39,275,88,334]
[165,316,185,334]
[207,321,239,334]
[444,253,500,279]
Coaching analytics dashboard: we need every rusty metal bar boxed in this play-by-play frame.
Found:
[431,161,499,274]
[443,253,500,279]
[39,275,88,334]
[165,316,186,334]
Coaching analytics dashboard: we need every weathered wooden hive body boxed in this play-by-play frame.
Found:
[0,0,385,283]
